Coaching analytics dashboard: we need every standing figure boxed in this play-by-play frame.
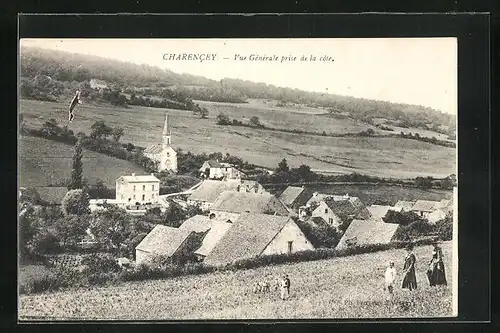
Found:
[68,90,82,122]
[401,244,417,291]
[427,243,447,286]
[384,261,397,300]
[280,275,289,300]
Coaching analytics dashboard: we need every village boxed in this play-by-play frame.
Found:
[20,112,454,270]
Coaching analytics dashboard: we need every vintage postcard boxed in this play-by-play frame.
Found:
[18,38,458,320]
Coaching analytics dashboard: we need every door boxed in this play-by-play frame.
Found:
[287,241,293,254]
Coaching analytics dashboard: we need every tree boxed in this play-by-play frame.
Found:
[91,204,132,252]
[276,158,289,173]
[90,120,113,139]
[19,203,37,259]
[28,229,61,255]
[40,118,60,137]
[62,189,90,216]
[54,214,89,248]
[111,127,124,142]
[249,116,261,127]
[295,164,315,181]
[216,113,231,125]
[382,210,423,226]
[68,140,84,190]
[161,201,188,227]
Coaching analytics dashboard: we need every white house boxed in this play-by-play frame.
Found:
[410,200,441,219]
[89,78,108,90]
[199,160,246,180]
[116,173,160,205]
[144,113,178,173]
[204,213,314,266]
[311,198,371,228]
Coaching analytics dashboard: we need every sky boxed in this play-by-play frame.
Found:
[20,38,457,115]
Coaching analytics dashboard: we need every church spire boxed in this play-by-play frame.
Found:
[163,114,170,136]
[162,113,171,147]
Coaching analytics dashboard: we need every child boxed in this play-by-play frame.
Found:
[280,275,289,300]
[385,261,397,300]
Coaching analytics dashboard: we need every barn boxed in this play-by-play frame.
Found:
[204,213,314,266]
[336,220,400,250]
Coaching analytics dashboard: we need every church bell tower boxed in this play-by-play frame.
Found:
[162,114,171,148]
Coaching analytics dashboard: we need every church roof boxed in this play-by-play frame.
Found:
[144,143,163,154]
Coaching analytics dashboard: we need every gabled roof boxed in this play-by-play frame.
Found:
[438,199,452,209]
[144,143,163,155]
[135,225,192,257]
[306,193,331,206]
[210,191,288,215]
[323,199,359,216]
[204,213,293,266]
[187,180,238,203]
[411,200,441,212]
[178,215,213,233]
[278,186,311,206]
[367,205,394,221]
[35,187,68,205]
[336,220,400,249]
[393,200,415,212]
[194,220,232,257]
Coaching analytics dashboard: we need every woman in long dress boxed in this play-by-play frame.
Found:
[427,243,447,286]
[401,244,417,291]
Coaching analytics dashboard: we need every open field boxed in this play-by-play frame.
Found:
[20,99,456,179]
[19,135,145,187]
[267,184,452,206]
[19,241,454,320]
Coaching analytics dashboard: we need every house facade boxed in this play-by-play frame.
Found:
[199,160,246,180]
[116,173,160,205]
[261,218,314,255]
[144,113,178,173]
[311,201,343,227]
[411,200,441,219]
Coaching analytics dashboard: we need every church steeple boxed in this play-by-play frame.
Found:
[162,113,171,146]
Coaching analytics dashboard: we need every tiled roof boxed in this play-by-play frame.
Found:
[178,215,213,233]
[393,201,415,212]
[367,205,394,221]
[278,186,308,206]
[135,225,192,257]
[336,220,400,249]
[411,200,441,212]
[204,213,292,266]
[324,198,359,216]
[194,220,232,257]
[210,191,289,215]
[188,180,238,203]
[117,174,160,183]
[144,143,163,155]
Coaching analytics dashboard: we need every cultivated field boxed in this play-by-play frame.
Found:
[20,99,456,179]
[19,135,145,187]
[19,242,454,320]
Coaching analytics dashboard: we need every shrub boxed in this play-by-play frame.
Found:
[62,189,91,216]
[81,253,121,275]
[435,214,453,241]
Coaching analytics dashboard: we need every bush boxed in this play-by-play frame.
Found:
[393,219,436,241]
[435,214,453,241]
[81,253,121,275]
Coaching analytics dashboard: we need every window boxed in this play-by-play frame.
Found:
[152,185,155,191]
[287,241,293,254]
[133,185,136,191]
[152,194,155,198]
[143,185,145,191]
[133,195,136,200]
[142,194,145,201]
[167,152,170,157]
[324,208,328,214]
[328,218,333,224]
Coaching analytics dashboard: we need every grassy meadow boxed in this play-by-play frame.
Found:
[20,99,456,180]
[19,135,145,187]
[19,241,454,320]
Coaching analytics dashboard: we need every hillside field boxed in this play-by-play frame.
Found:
[19,135,145,187]
[19,241,454,320]
[20,99,456,179]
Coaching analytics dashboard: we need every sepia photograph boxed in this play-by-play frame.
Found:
[18,37,458,321]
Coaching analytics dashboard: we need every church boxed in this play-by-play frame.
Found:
[144,113,178,173]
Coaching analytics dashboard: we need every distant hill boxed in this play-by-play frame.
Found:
[19,46,455,132]
[19,135,146,188]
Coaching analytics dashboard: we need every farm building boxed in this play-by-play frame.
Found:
[392,200,415,212]
[89,78,108,90]
[209,191,292,221]
[135,225,200,264]
[427,199,453,224]
[116,173,160,205]
[187,179,266,211]
[310,198,370,228]
[410,200,441,219]
[278,186,313,210]
[366,205,394,222]
[336,219,401,250]
[199,160,246,180]
[305,192,331,206]
[34,186,68,206]
[144,113,178,173]
[204,213,314,266]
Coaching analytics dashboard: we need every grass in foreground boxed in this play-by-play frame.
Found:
[19,242,454,320]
